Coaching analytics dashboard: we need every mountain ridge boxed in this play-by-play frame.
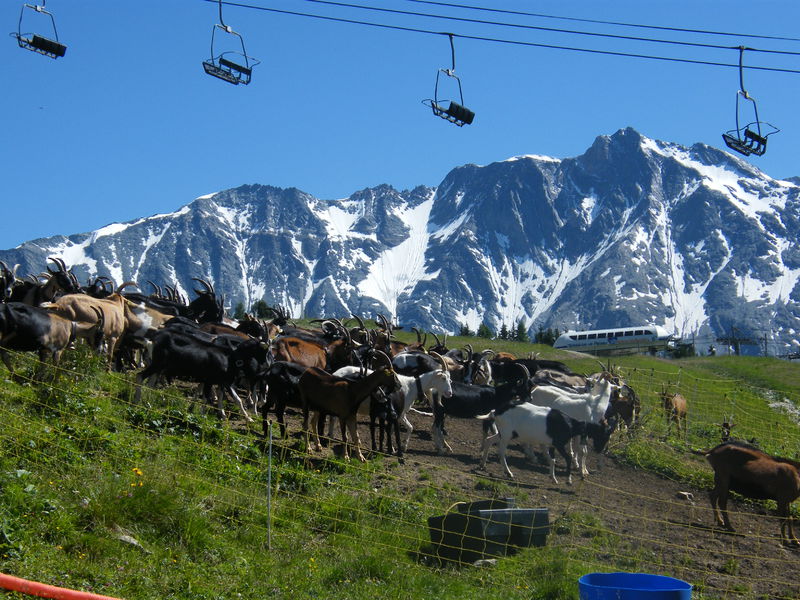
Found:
[3,127,799,354]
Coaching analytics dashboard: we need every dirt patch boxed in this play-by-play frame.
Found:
[262,407,800,599]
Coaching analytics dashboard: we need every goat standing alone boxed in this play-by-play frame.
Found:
[700,441,800,546]
[661,385,687,435]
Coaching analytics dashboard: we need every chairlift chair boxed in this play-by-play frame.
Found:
[422,34,475,126]
[202,0,258,85]
[202,23,259,85]
[721,47,778,157]
[11,1,66,58]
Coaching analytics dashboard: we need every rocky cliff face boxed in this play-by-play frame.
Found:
[3,128,798,353]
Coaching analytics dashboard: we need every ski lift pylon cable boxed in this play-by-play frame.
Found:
[202,0,260,85]
[721,46,779,157]
[422,33,475,126]
[11,0,66,59]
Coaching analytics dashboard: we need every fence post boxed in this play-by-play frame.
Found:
[267,423,273,551]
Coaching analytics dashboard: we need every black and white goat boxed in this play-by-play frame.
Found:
[479,404,614,483]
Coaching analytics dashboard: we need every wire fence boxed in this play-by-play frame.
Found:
[1,350,800,599]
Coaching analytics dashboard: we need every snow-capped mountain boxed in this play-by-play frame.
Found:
[3,128,799,353]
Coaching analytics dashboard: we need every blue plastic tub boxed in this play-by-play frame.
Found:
[579,572,692,600]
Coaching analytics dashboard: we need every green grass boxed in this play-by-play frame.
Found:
[0,339,798,599]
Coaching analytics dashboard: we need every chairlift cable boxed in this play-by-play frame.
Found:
[201,2,800,75]
[401,0,800,44]
[287,0,800,57]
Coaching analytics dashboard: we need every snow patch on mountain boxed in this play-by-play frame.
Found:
[359,194,435,315]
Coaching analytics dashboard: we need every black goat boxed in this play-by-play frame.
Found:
[134,329,268,422]
[0,302,103,382]
[490,357,575,384]
[430,365,532,454]
[260,361,309,438]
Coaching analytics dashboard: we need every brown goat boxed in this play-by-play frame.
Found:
[41,282,137,367]
[297,365,399,462]
[271,337,327,369]
[701,441,800,545]
[660,385,687,435]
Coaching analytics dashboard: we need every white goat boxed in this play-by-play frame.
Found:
[527,377,618,476]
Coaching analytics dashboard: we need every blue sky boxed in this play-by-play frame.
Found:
[2,0,799,248]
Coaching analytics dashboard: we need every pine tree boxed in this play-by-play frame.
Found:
[251,299,271,319]
[459,323,473,337]
[477,321,493,338]
[499,323,509,340]
[515,318,529,343]
[232,301,246,320]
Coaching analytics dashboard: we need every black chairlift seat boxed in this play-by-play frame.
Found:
[15,32,66,57]
[203,53,254,85]
[722,126,772,157]
[426,99,475,126]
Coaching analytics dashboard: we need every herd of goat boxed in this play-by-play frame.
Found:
[1,258,800,545]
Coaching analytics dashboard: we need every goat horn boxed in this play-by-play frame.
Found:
[115,281,138,294]
[374,350,393,370]
[48,257,66,273]
[431,331,442,346]
[516,362,530,381]
[351,314,366,330]
[90,306,105,326]
[412,327,422,343]
[430,351,448,372]
[192,277,214,295]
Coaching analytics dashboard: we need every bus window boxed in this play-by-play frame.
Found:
[634,330,643,336]
[587,334,597,340]
[578,334,587,340]
[624,330,634,337]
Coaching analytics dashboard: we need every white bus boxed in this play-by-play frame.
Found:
[553,325,673,355]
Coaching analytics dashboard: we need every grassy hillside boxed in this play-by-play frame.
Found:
[0,336,799,599]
